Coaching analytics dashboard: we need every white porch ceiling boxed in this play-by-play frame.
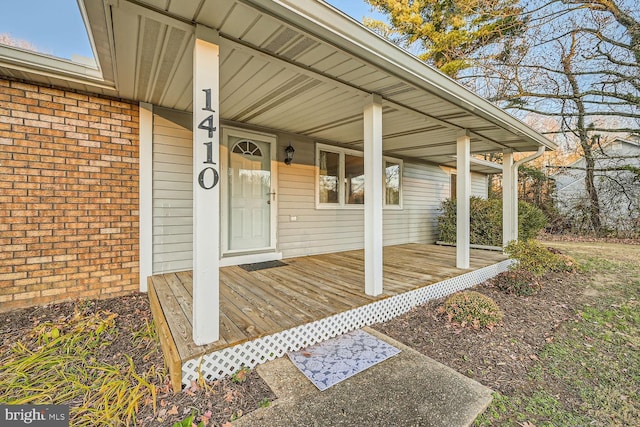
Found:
[0,0,556,167]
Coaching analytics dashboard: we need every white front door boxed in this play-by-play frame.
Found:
[222,128,277,256]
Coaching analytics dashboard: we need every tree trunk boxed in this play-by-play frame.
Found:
[583,143,602,233]
[562,33,603,234]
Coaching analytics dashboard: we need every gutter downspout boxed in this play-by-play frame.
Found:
[503,146,546,247]
[514,145,546,170]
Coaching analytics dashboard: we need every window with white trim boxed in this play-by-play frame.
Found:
[316,143,403,209]
[384,160,402,207]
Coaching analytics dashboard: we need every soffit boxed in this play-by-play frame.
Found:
[78,0,554,167]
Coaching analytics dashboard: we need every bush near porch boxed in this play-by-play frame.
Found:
[437,197,548,246]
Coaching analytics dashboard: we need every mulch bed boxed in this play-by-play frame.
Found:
[0,294,275,427]
[372,270,584,395]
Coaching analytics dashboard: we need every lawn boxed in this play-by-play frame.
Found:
[472,241,638,426]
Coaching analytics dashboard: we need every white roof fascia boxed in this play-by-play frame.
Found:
[470,157,503,172]
[243,0,557,151]
[0,45,114,91]
[550,137,640,177]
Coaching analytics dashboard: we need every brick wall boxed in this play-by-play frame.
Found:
[0,78,140,312]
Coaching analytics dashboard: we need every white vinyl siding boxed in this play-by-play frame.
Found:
[149,120,490,265]
[554,139,640,230]
[277,138,489,258]
[152,114,193,274]
[471,173,488,198]
[381,162,449,247]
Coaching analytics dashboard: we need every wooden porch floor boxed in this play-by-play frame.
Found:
[148,244,505,388]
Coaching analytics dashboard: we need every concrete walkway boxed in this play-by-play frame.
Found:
[233,327,493,427]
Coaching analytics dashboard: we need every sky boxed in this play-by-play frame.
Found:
[0,0,382,64]
[324,0,385,21]
[0,0,93,61]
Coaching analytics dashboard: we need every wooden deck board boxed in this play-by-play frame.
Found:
[224,269,316,325]
[148,243,506,380]
[147,278,182,391]
[149,275,194,360]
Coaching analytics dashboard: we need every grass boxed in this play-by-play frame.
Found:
[0,308,160,426]
[476,241,640,426]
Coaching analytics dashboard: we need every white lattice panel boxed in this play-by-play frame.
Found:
[182,259,513,385]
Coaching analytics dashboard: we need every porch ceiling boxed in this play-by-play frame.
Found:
[15,0,554,166]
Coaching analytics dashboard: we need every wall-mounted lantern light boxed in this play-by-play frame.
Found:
[284,143,295,165]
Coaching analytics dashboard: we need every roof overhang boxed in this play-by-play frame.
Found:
[1,0,556,169]
[246,0,555,152]
[0,1,116,94]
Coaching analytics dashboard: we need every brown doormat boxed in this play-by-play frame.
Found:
[239,260,288,272]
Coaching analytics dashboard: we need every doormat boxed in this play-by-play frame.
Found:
[239,260,288,272]
[288,329,400,391]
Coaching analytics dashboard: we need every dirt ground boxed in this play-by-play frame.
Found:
[372,270,582,395]
[0,294,275,427]
[1,238,634,426]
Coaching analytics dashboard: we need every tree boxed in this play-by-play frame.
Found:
[363,0,528,77]
[366,0,640,235]
[489,0,640,234]
[0,33,41,53]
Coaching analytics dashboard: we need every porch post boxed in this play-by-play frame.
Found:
[192,25,220,345]
[139,102,153,292]
[363,94,383,296]
[502,150,516,247]
[456,130,471,269]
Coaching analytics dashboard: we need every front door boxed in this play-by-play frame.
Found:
[222,128,277,255]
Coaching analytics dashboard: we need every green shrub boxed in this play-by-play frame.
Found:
[504,240,577,276]
[517,201,549,240]
[439,291,503,329]
[437,198,458,245]
[492,268,542,296]
[437,197,548,246]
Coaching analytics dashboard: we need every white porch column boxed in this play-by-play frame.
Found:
[503,146,545,247]
[139,102,153,292]
[192,25,220,345]
[502,150,517,247]
[456,130,471,269]
[363,94,383,296]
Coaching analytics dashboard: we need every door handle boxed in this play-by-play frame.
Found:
[267,192,276,204]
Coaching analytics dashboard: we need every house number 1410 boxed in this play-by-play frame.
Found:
[197,88,219,190]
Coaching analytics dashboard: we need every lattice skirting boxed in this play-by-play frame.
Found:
[181,259,512,385]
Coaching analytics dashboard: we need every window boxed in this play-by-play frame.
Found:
[345,154,365,205]
[232,140,262,156]
[316,143,402,209]
[318,150,339,204]
[385,161,401,207]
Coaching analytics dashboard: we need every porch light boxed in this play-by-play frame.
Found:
[284,143,295,165]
